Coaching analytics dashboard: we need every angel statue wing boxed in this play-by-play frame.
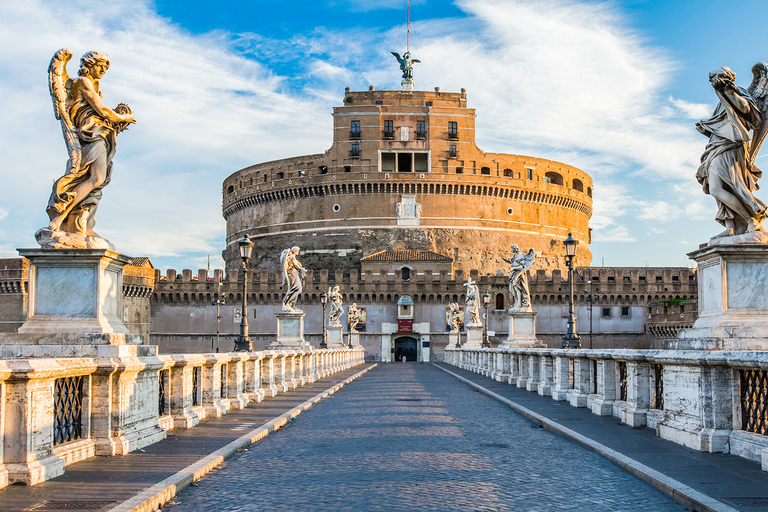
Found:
[391,51,403,64]
[748,62,768,168]
[522,248,536,272]
[48,49,81,174]
[280,248,290,286]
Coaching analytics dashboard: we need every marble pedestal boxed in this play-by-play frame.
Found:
[500,310,544,348]
[348,332,361,347]
[463,324,484,348]
[447,332,461,349]
[269,311,311,349]
[670,243,768,350]
[17,248,132,336]
[325,325,346,348]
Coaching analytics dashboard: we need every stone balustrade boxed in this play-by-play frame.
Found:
[445,347,768,472]
[0,347,364,488]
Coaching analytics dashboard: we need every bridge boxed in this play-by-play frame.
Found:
[1,352,766,512]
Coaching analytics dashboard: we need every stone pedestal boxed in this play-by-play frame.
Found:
[325,325,346,348]
[17,249,132,336]
[348,331,361,347]
[447,332,461,349]
[463,324,483,348]
[500,310,544,348]
[269,312,311,349]
[671,243,768,350]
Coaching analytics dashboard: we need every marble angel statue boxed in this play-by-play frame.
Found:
[463,277,481,326]
[38,49,136,249]
[281,246,306,312]
[347,303,363,333]
[328,285,343,327]
[696,63,768,239]
[501,245,535,310]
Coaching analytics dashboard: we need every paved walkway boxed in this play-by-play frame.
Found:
[0,365,372,512]
[164,363,688,512]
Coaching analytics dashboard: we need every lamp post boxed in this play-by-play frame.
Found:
[234,234,254,352]
[584,279,597,349]
[211,280,225,353]
[320,291,328,349]
[482,291,491,348]
[562,233,581,349]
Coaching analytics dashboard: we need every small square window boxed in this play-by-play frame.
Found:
[344,165,351,172]
[639,276,646,282]
[456,167,463,174]
[275,172,284,179]
[621,306,630,317]
[480,167,491,175]
[623,276,630,283]
[656,276,663,283]
[319,166,328,175]
[376,101,383,105]
[672,275,680,282]
[602,307,611,318]
[298,170,306,177]
[608,276,615,283]
[425,101,432,107]
[592,276,600,283]
[689,275,695,282]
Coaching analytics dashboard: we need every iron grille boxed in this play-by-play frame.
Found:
[653,364,664,410]
[192,367,201,406]
[54,376,84,445]
[592,360,598,395]
[221,364,228,398]
[158,369,169,416]
[618,362,628,402]
[740,369,768,435]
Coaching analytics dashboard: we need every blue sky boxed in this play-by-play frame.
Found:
[1,0,767,272]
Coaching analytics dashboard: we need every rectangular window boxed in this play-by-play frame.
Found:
[416,120,426,138]
[689,275,695,282]
[350,120,361,139]
[608,276,615,283]
[672,275,680,282]
[298,170,306,177]
[602,307,611,318]
[448,121,458,139]
[319,166,328,175]
[456,167,463,174]
[656,276,663,283]
[264,174,269,182]
[526,168,533,180]
[425,101,432,107]
[344,165,351,172]
[350,143,360,157]
[481,167,490,175]
[679,305,685,313]
[503,169,513,177]
[639,275,646,283]
[448,144,457,157]
[384,120,394,139]
[275,172,284,179]
[623,276,630,283]
[621,306,630,317]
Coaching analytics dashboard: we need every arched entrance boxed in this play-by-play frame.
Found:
[394,336,418,362]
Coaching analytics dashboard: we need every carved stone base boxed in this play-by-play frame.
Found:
[326,325,346,348]
[269,312,311,349]
[447,332,461,349]
[17,249,132,335]
[463,324,483,348]
[348,331,361,347]
[673,243,768,350]
[500,310,544,348]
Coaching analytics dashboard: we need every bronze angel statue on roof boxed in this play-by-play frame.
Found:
[37,49,136,249]
[696,62,768,241]
[391,51,420,82]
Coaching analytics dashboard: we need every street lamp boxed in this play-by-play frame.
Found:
[211,280,225,353]
[234,234,254,352]
[482,291,491,348]
[562,233,581,349]
[319,291,328,349]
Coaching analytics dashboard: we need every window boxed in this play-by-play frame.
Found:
[592,276,600,283]
[425,101,432,107]
[350,143,360,157]
[495,293,504,310]
[344,165,351,172]
[639,275,646,283]
[503,168,513,177]
[384,120,394,139]
[680,305,685,313]
[264,175,269,182]
[275,172,284,179]
[544,172,564,186]
[376,100,383,105]
[689,275,695,282]
[416,120,426,139]
[319,166,328,174]
[350,120,361,139]
[481,167,491,175]
[401,267,410,281]
[621,306,630,317]
[448,145,457,157]
[623,276,630,283]
[448,121,458,139]
[227,185,234,194]
[672,275,680,282]
[587,186,592,197]
[298,170,306,177]
[456,167,463,174]
[608,276,615,283]
[572,178,584,192]
[602,307,611,318]
[526,168,533,180]
[656,276,663,283]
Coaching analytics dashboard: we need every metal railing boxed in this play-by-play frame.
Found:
[740,369,767,435]
[54,375,84,446]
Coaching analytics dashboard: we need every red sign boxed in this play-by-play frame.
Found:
[398,319,413,333]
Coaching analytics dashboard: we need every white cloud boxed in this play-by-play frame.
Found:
[670,97,713,120]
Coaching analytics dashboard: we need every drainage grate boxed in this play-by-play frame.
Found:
[28,501,117,511]
[480,443,510,448]
[725,497,768,508]
[397,398,422,402]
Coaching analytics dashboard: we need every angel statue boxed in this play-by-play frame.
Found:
[38,49,136,249]
[447,302,462,345]
[280,246,306,313]
[391,51,420,82]
[328,285,343,327]
[696,63,768,240]
[347,303,362,334]
[463,277,481,326]
[501,245,536,311]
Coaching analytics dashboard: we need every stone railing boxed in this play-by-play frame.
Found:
[0,347,364,488]
[445,347,768,472]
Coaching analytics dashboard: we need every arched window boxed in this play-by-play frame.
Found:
[503,168,513,177]
[587,186,592,197]
[227,185,234,194]
[572,178,584,192]
[544,172,564,186]
[401,267,410,281]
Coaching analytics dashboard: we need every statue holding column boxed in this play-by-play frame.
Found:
[501,245,535,311]
[280,246,306,313]
[696,63,768,240]
[38,49,136,249]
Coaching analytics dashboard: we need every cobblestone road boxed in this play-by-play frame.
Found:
[166,364,684,511]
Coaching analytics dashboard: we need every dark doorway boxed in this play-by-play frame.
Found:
[397,153,412,172]
[394,337,418,362]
